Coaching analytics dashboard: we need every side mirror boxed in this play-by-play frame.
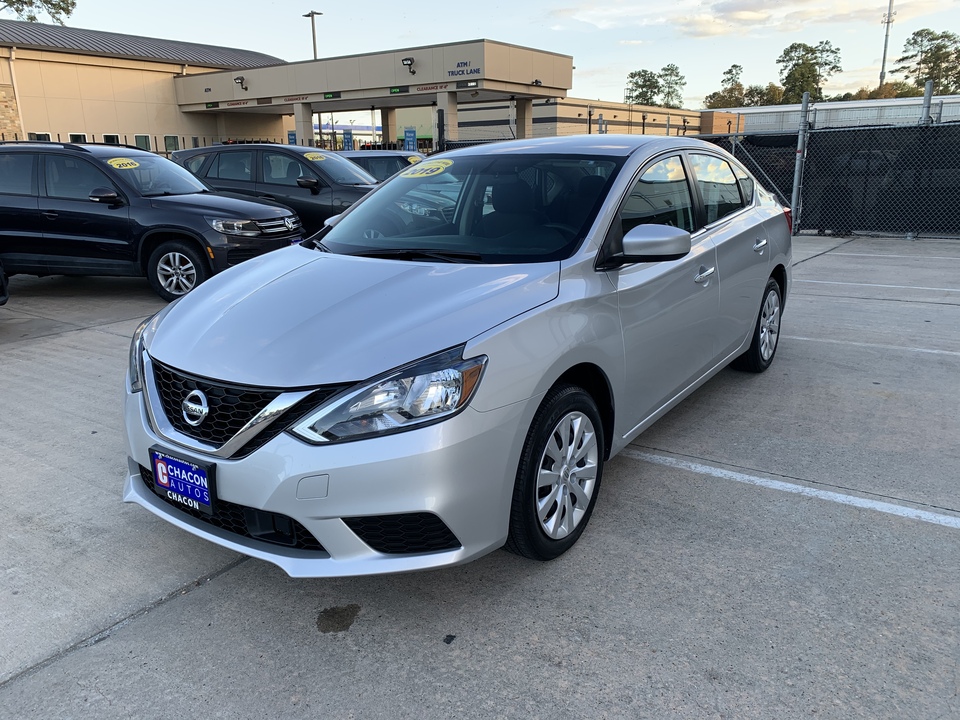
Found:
[89,187,121,204]
[297,177,320,194]
[598,224,691,270]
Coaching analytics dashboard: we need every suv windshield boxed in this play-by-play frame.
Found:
[319,154,623,263]
[301,152,377,185]
[98,154,209,196]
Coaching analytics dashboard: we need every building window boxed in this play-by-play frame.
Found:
[69,133,87,143]
[134,135,151,152]
[28,132,51,141]
[191,137,200,148]
[164,136,180,153]
[103,134,121,145]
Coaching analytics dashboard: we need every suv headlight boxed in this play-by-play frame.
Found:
[128,317,150,393]
[290,347,486,444]
[206,217,261,237]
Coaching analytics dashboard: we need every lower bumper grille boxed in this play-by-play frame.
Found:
[139,465,325,553]
[343,513,461,554]
[227,238,292,266]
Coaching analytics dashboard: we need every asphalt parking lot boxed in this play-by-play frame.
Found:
[1,234,958,719]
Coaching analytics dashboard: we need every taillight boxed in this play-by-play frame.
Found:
[782,206,793,235]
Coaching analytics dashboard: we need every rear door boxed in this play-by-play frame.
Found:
[39,154,134,273]
[0,152,42,273]
[202,149,259,199]
[688,152,770,355]
[256,150,334,233]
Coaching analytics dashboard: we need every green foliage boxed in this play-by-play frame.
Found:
[0,0,75,23]
[776,41,841,101]
[893,29,960,94]
[704,64,746,109]
[625,65,687,108]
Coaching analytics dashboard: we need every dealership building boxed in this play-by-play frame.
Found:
[0,18,733,152]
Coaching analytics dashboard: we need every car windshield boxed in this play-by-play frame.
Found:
[100,154,210,196]
[346,155,420,181]
[318,154,624,263]
[301,151,377,185]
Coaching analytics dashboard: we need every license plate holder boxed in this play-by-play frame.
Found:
[149,446,216,516]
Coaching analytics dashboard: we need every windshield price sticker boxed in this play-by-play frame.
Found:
[151,448,215,516]
[107,158,140,170]
[304,152,326,162]
[406,156,422,164]
[400,159,452,178]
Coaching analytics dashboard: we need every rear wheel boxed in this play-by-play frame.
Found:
[506,384,604,561]
[733,278,782,373]
[147,241,210,302]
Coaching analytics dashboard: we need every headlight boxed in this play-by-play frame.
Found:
[290,347,486,444]
[206,217,261,236]
[128,317,150,393]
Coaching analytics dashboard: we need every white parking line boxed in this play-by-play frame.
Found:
[795,279,960,293]
[620,449,960,530]
[783,335,960,357]
[828,253,960,261]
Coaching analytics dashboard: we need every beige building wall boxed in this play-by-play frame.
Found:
[0,48,23,139]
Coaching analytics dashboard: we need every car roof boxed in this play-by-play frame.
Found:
[338,150,425,158]
[438,134,722,159]
[0,142,155,157]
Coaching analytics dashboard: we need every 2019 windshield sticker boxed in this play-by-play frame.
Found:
[107,158,140,169]
[407,156,422,164]
[304,152,326,162]
[400,159,452,178]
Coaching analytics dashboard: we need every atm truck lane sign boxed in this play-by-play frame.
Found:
[151,449,214,515]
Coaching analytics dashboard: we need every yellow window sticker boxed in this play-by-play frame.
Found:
[400,159,452,178]
[304,152,326,162]
[406,156,422,164]
[107,158,140,170]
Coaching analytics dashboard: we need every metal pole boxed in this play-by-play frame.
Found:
[879,0,896,87]
[921,80,933,125]
[790,92,810,235]
[303,11,322,60]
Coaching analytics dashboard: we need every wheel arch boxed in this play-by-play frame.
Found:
[139,230,212,275]
[553,363,615,460]
[771,262,788,310]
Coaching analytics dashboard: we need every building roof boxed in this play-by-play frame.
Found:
[0,18,283,69]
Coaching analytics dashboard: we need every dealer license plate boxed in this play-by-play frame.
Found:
[150,447,216,516]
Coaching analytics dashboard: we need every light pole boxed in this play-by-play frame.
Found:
[303,10,322,60]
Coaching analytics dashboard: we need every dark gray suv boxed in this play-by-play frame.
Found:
[172,144,378,234]
[0,142,303,301]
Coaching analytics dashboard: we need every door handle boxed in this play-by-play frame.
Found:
[753,238,768,252]
[694,266,716,284]
[41,211,59,220]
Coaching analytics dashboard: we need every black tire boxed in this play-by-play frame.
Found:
[147,241,210,302]
[505,384,605,561]
[732,277,782,373]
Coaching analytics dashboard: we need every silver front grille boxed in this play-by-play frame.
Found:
[257,215,302,235]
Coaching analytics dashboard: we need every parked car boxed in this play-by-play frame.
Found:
[124,135,792,577]
[338,149,427,181]
[0,258,8,306]
[172,144,378,234]
[0,142,303,301]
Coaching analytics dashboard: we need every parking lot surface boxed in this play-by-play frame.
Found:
[1,235,958,719]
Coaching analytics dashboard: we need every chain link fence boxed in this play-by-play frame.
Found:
[703,122,960,238]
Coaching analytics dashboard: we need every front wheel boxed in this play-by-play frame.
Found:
[147,241,210,302]
[505,384,605,561]
[733,277,782,373]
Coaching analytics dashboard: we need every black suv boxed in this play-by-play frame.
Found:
[172,144,377,234]
[0,143,303,301]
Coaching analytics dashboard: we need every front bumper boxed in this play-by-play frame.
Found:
[123,385,529,577]
[201,229,302,273]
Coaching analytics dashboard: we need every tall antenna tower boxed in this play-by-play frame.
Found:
[879,0,897,87]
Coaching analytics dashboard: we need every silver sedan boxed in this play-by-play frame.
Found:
[123,135,792,577]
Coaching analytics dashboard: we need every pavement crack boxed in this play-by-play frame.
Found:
[0,556,250,690]
[791,237,858,266]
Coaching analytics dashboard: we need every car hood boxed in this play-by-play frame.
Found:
[149,192,289,219]
[146,247,560,387]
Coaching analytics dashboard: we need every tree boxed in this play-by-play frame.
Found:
[776,41,842,101]
[624,69,661,106]
[658,64,686,108]
[744,83,785,106]
[703,64,747,108]
[893,29,960,94]
[0,0,75,23]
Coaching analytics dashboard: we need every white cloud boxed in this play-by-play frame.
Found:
[619,40,645,46]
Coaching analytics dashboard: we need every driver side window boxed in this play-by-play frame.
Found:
[620,156,695,234]
[44,156,115,200]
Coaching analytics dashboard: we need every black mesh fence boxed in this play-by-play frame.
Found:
[703,124,960,237]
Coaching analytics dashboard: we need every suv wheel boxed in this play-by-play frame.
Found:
[147,241,210,302]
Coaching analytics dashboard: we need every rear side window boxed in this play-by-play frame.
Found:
[690,154,745,224]
[0,154,36,195]
[732,162,755,205]
[208,151,253,181]
[182,153,209,175]
[620,156,695,234]
[44,155,115,200]
[262,151,313,186]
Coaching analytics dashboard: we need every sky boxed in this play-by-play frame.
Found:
[19,0,960,108]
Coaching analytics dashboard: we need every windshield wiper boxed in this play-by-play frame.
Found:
[350,248,484,264]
